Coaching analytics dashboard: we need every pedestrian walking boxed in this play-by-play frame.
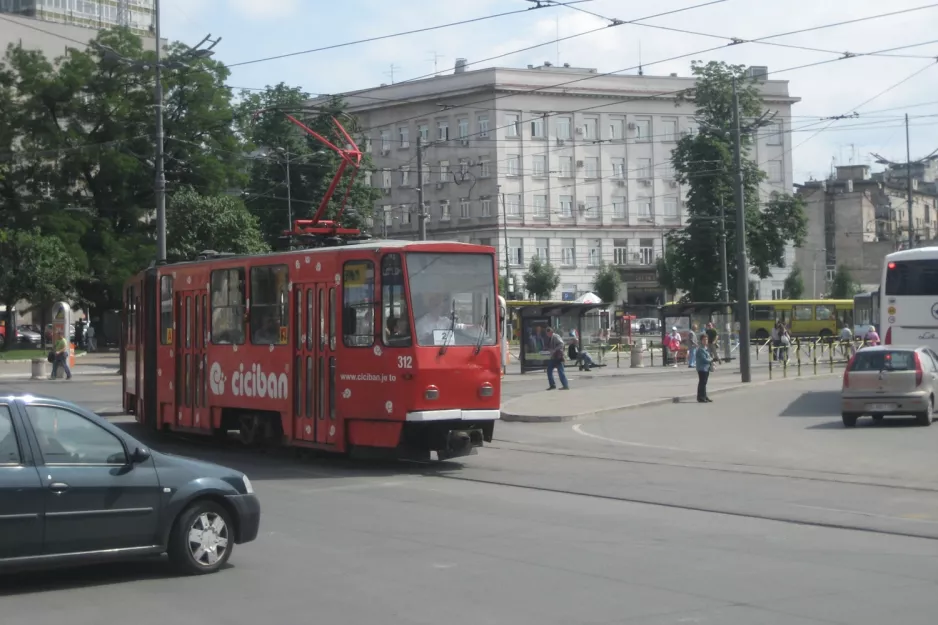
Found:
[696,333,713,403]
[666,327,682,367]
[86,323,97,353]
[544,327,569,391]
[687,323,699,369]
[49,330,72,380]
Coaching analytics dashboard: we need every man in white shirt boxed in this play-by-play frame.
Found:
[414,293,467,345]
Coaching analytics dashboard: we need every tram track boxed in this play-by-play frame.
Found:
[133,426,938,543]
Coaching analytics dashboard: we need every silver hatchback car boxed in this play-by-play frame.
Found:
[841,345,938,427]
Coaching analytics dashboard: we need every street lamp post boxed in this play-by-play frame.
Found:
[95,6,220,264]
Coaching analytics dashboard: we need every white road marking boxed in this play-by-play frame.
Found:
[789,503,938,524]
[572,424,692,452]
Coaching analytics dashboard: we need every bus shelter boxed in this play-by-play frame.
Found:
[657,302,737,365]
[516,302,607,373]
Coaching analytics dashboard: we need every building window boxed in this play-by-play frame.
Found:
[481,198,492,217]
[383,206,393,227]
[584,157,599,179]
[637,158,652,179]
[380,130,390,152]
[661,118,678,142]
[582,118,596,139]
[612,158,625,178]
[457,118,469,139]
[588,240,601,266]
[634,119,650,142]
[418,123,429,142]
[533,195,547,218]
[766,121,782,145]
[663,197,679,219]
[585,196,600,218]
[768,160,783,183]
[559,156,573,178]
[160,275,173,345]
[535,238,549,261]
[613,239,629,265]
[401,205,412,225]
[250,265,289,345]
[480,159,491,177]
[531,116,546,138]
[400,166,410,187]
[342,261,375,348]
[509,238,523,266]
[437,120,449,141]
[557,117,571,140]
[638,198,652,219]
[661,161,675,180]
[399,126,409,148]
[381,254,410,347]
[459,159,470,176]
[507,194,521,216]
[506,113,520,137]
[211,268,245,345]
[612,197,626,219]
[439,160,449,182]
[533,154,547,176]
[440,200,451,221]
[507,154,521,176]
[478,114,489,137]
[771,288,784,300]
[421,165,431,185]
[382,169,391,189]
[560,195,573,218]
[460,198,471,219]
[609,118,623,140]
[637,239,653,265]
[561,239,575,266]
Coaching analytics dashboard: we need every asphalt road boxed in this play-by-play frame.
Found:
[3,375,938,624]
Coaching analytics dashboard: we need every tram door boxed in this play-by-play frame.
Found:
[291,283,336,445]
[174,291,200,428]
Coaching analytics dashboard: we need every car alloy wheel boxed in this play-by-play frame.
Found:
[188,511,230,567]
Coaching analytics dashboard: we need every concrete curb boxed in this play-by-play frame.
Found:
[500,373,840,423]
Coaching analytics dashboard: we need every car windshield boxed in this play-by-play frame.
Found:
[850,350,917,372]
[406,252,497,347]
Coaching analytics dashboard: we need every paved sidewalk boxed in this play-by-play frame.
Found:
[500,364,843,422]
[0,351,119,379]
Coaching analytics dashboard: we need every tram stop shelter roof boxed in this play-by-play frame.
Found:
[514,302,607,373]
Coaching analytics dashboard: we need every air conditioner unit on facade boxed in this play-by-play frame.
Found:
[575,127,584,135]
[641,179,652,186]
[436,182,445,190]
[616,180,626,187]
[381,148,390,155]
[628,122,636,130]
[669,180,678,188]
[461,139,469,146]
[382,188,392,195]
[556,139,565,146]
[576,160,584,167]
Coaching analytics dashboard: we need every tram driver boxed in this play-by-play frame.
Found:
[414,292,468,345]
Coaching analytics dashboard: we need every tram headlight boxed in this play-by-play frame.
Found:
[242,474,255,494]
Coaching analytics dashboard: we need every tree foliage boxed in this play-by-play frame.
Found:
[829,265,860,299]
[591,263,621,304]
[167,188,268,262]
[234,85,381,242]
[782,264,805,299]
[523,255,561,301]
[660,61,807,301]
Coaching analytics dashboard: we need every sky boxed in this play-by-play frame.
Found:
[162,0,938,183]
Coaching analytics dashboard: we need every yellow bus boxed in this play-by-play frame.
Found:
[749,299,854,340]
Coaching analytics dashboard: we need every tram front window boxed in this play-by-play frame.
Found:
[406,253,497,348]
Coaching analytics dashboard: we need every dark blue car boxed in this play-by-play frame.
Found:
[0,392,260,575]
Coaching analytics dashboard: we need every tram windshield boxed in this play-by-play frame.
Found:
[406,253,497,348]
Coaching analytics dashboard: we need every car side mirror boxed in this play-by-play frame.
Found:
[131,447,151,464]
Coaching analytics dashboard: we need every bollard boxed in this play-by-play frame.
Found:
[30,358,47,380]
[782,355,788,378]
[650,342,655,367]
[616,344,620,368]
[768,354,773,380]
[813,343,818,375]
[796,338,802,376]
[829,342,834,373]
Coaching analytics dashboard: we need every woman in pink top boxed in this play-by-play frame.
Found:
[865,325,880,346]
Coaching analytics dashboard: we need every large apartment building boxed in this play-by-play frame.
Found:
[1,0,154,34]
[313,61,799,304]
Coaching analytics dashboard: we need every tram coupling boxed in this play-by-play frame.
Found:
[436,427,485,461]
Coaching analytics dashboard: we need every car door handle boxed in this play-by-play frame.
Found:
[49,482,69,493]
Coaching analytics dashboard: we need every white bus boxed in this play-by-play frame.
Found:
[852,289,880,339]
[881,246,938,348]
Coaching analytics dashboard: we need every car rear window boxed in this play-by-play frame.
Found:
[850,350,917,372]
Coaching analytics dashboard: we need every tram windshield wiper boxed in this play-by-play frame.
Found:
[439,299,457,355]
[474,299,489,355]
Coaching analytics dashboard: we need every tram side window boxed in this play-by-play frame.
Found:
[211,268,246,345]
[382,254,411,347]
[250,265,289,345]
[160,276,173,345]
[342,261,375,347]
[793,305,813,322]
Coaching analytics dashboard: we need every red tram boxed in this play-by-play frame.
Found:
[121,107,501,460]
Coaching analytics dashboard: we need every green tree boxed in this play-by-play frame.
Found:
[166,187,268,262]
[1,28,244,316]
[783,264,805,299]
[660,61,807,301]
[235,85,381,244]
[591,262,621,304]
[0,229,79,349]
[523,255,561,301]
[829,265,860,299]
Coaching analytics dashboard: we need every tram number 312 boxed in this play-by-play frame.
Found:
[398,356,413,369]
